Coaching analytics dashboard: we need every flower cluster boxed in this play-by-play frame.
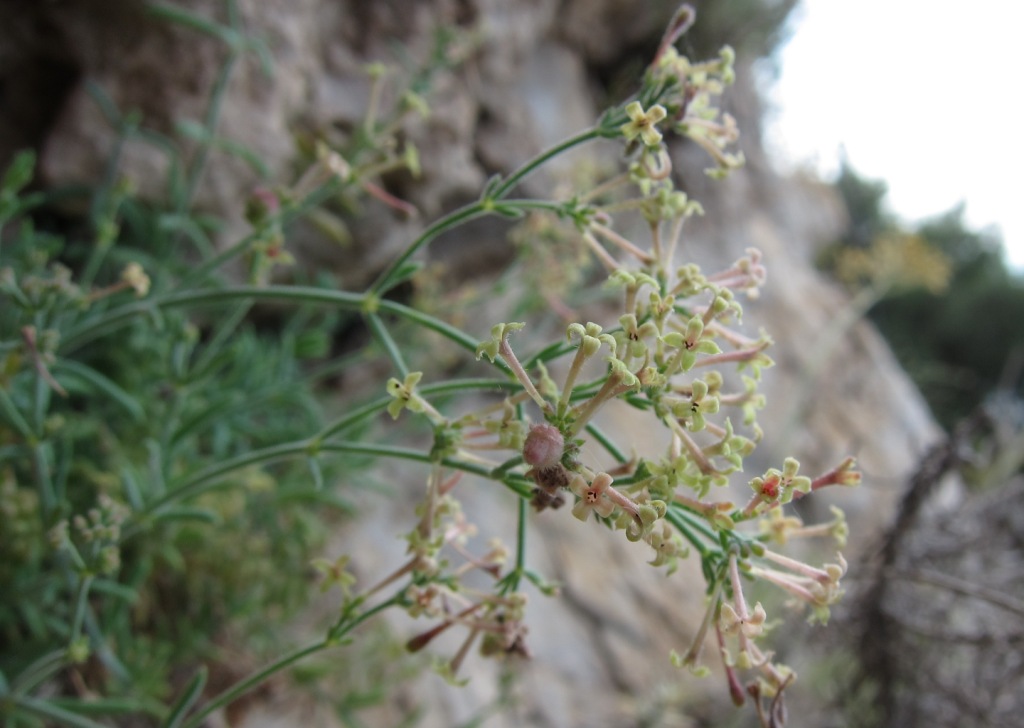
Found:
[364,5,859,723]
[321,465,532,682]
[50,493,130,579]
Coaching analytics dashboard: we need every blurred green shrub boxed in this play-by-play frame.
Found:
[823,162,1024,430]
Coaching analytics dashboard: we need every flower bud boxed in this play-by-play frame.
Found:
[522,424,564,470]
[245,186,280,225]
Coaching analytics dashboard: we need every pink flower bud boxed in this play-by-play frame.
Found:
[245,186,280,225]
[522,424,564,470]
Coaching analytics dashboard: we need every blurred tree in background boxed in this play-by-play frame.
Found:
[822,161,1024,432]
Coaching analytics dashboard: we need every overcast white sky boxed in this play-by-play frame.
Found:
[763,0,1024,270]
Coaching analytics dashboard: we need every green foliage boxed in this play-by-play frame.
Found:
[0,149,345,709]
[0,4,360,723]
[834,160,891,247]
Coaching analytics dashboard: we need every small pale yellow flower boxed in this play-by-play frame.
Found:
[620,101,668,147]
[120,262,150,297]
[720,601,767,638]
[759,506,803,545]
[569,472,616,522]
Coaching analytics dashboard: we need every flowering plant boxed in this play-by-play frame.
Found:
[0,4,858,726]
[350,4,859,722]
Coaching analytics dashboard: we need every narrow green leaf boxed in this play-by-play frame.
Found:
[146,2,235,45]
[12,695,111,728]
[90,579,139,604]
[164,665,208,728]
[307,456,324,491]
[121,467,144,510]
[0,386,33,438]
[2,149,36,194]
[52,359,145,422]
[152,506,222,526]
[48,695,166,719]
[174,118,210,142]
[272,488,355,513]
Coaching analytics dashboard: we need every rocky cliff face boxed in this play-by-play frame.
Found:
[3,1,943,725]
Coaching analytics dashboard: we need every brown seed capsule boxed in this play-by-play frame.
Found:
[522,424,564,470]
[530,487,566,512]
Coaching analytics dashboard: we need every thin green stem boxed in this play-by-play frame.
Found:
[0,385,33,439]
[81,598,129,682]
[69,574,95,645]
[316,378,516,440]
[180,642,324,728]
[128,438,533,535]
[164,285,367,311]
[31,443,56,520]
[370,128,599,296]
[165,666,207,728]
[178,181,339,287]
[136,440,312,523]
[365,312,409,378]
[62,287,491,374]
[494,198,567,215]
[567,375,629,437]
[61,285,364,352]
[558,348,587,417]
[180,44,239,212]
[522,338,575,371]
[189,300,253,375]
[676,504,719,543]
[364,68,386,136]
[497,496,529,597]
[45,696,166,720]
[157,387,186,482]
[181,594,404,728]
[10,650,66,696]
[80,150,128,290]
[489,455,523,479]
[316,443,534,499]
[10,695,112,728]
[379,298,495,365]
[584,422,628,463]
[491,128,601,199]
[31,336,49,431]
[514,496,527,578]
[666,507,711,557]
[370,201,488,294]
[146,2,237,42]
[498,339,549,412]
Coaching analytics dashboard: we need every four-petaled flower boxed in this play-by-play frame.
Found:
[475,322,525,362]
[569,472,616,522]
[620,101,668,147]
[759,506,803,545]
[647,522,686,573]
[720,600,768,639]
[387,371,425,419]
[311,554,356,596]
